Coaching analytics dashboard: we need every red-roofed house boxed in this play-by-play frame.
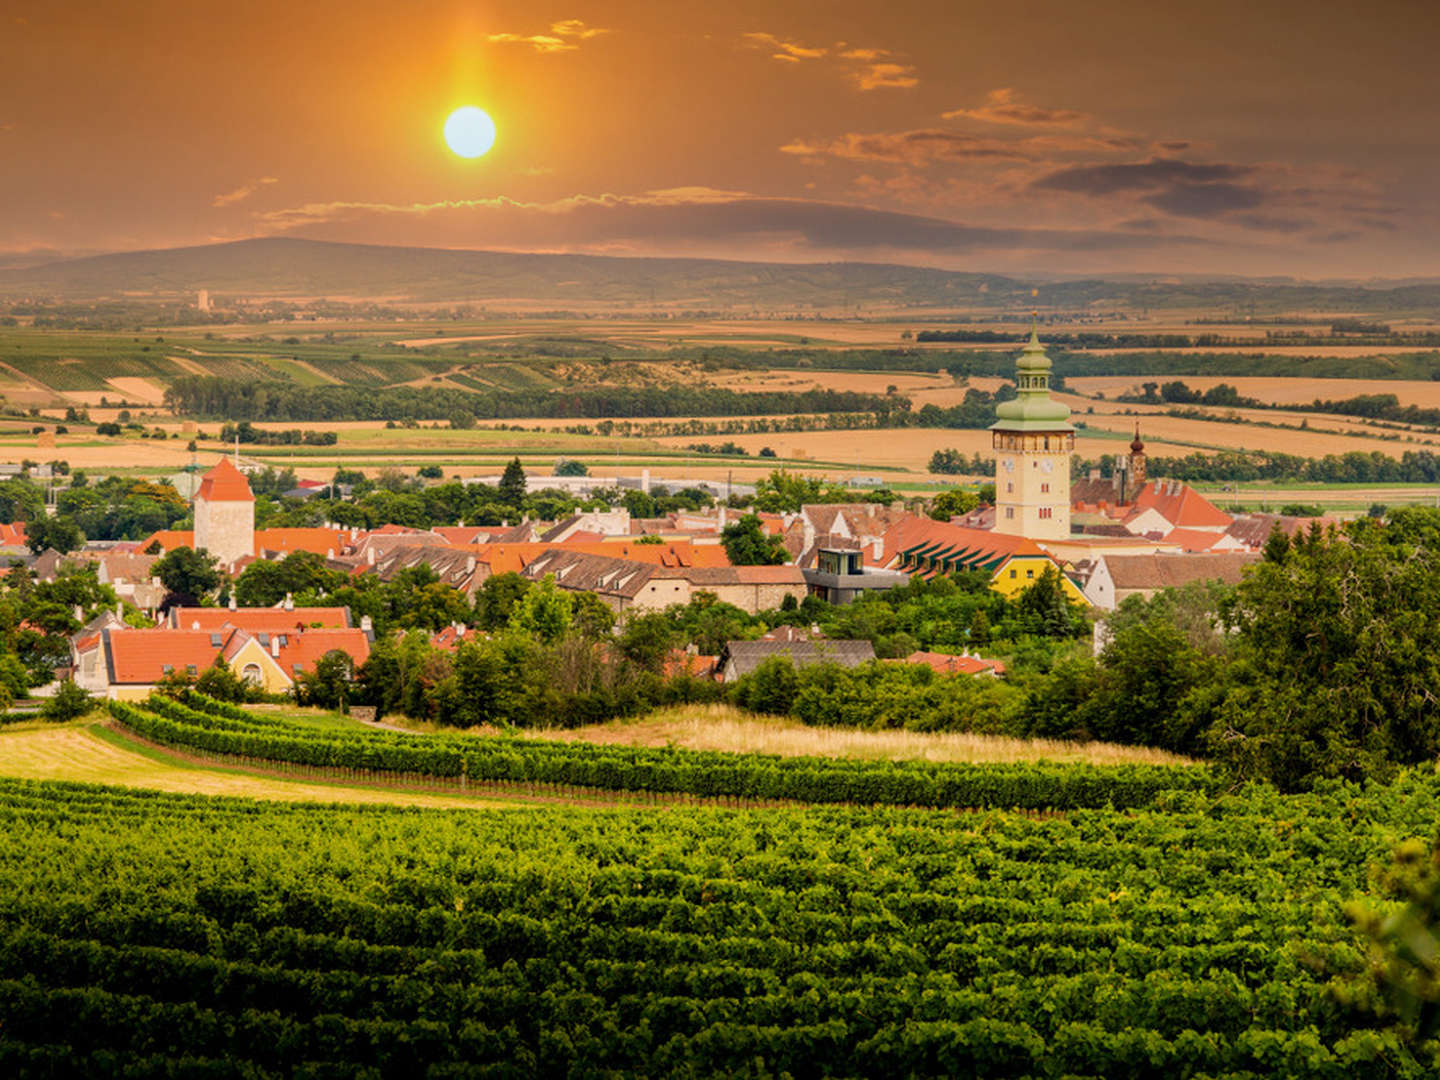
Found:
[894,650,1006,678]
[874,517,1088,604]
[166,604,353,631]
[72,624,371,700]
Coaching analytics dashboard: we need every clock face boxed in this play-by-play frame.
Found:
[1002,458,1015,472]
[1040,460,1054,474]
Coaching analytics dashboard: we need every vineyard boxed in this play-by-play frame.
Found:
[107,694,1217,811]
[2,757,1439,1076]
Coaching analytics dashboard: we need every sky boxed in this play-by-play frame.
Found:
[3,0,1438,278]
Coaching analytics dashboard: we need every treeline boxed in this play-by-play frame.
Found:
[1130,448,1440,484]
[217,421,337,446]
[163,376,904,422]
[920,328,1440,348]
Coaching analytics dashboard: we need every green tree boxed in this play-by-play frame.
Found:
[40,679,92,722]
[616,611,678,673]
[554,459,588,477]
[294,650,356,709]
[1206,513,1440,789]
[928,488,980,521]
[499,457,527,510]
[475,572,530,630]
[507,575,573,644]
[1013,565,1085,638]
[25,515,85,555]
[154,546,222,606]
[721,514,788,566]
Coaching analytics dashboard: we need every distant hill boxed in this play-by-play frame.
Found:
[2,237,1440,313]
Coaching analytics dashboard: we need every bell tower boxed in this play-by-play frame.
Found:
[990,323,1074,540]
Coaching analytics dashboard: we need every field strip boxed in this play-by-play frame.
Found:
[165,354,209,375]
[0,725,512,809]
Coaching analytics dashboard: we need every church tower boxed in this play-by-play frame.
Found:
[990,326,1074,540]
[193,458,255,568]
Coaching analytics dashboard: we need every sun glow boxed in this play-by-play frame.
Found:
[443,106,496,158]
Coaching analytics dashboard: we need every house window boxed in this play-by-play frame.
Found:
[241,663,262,685]
[185,665,197,676]
[162,664,173,674]
[1006,482,1013,493]
[1040,483,1049,493]
[1039,507,1053,519]
[1005,507,1015,519]
[1027,569,1035,579]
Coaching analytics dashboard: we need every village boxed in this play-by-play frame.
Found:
[5,330,1320,703]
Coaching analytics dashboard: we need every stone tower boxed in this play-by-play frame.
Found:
[193,458,254,568]
[990,327,1074,540]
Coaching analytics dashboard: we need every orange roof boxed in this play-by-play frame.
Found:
[1162,527,1225,553]
[0,522,25,546]
[142,530,194,554]
[106,629,236,683]
[431,625,482,651]
[103,626,368,684]
[141,528,349,560]
[255,528,349,557]
[896,650,1006,677]
[196,459,254,503]
[272,628,370,674]
[168,606,351,631]
[471,539,732,577]
[1131,481,1231,530]
[875,516,1046,570]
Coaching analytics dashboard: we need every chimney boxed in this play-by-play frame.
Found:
[641,468,651,494]
[283,592,294,611]
[367,546,376,565]
[191,620,200,629]
[73,604,84,621]
[228,593,237,611]
[115,602,122,619]
[360,614,373,634]
[270,636,280,657]
[466,555,476,573]
[1089,468,1100,481]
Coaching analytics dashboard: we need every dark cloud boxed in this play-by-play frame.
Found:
[257,189,1212,260]
[1033,158,1256,197]
[1031,157,1282,221]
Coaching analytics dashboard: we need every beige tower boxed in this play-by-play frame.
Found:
[990,328,1074,540]
[193,458,255,568]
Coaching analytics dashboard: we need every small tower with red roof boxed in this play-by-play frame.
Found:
[194,458,254,568]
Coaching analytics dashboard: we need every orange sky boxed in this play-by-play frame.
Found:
[3,0,1438,277]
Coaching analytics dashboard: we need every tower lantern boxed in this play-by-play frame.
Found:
[989,323,1074,539]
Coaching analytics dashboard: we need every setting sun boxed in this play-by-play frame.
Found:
[443,106,496,159]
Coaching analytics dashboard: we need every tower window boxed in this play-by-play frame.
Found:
[1039,507,1053,519]
[1040,483,1049,493]
[1006,482,1013,493]
[1005,507,1015,519]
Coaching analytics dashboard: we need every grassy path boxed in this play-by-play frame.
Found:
[0,724,512,809]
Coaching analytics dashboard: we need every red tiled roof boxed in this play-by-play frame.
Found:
[473,539,732,577]
[142,529,349,559]
[876,516,1046,572]
[1162,527,1225,553]
[196,459,254,503]
[272,628,370,674]
[0,522,26,546]
[431,625,482,651]
[1131,480,1231,530]
[896,650,1006,677]
[168,607,351,631]
[106,629,235,683]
